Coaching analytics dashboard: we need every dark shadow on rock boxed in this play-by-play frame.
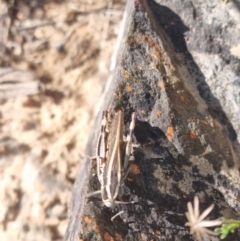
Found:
[148,2,189,53]
[131,119,238,241]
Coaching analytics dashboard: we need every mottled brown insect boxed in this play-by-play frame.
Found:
[89,110,136,220]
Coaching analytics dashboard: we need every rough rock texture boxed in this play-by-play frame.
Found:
[66,0,240,240]
[151,0,240,146]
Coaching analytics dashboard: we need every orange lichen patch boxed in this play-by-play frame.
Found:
[123,71,130,79]
[156,110,162,117]
[199,198,205,204]
[130,164,140,175]
[103,232,114,241]
[115,233,122,241]
[84,216,92,224]
[127,85,133,92]
[166,126,174,140]
[158,81,165,89]
[155,230,161,236]
[180,95,185,101]
[190,131,197,139]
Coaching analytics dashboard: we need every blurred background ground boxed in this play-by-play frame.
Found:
[0,0,125,240]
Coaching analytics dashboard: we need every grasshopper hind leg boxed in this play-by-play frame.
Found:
[123,112,137,171]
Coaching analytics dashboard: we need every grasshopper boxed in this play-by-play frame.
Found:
[89,110,136,220]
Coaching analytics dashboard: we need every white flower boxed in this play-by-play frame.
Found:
[185,196,222,241]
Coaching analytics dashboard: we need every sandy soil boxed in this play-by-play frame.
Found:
[0,0,125,240]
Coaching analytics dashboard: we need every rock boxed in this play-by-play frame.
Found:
[65,0,240,240]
